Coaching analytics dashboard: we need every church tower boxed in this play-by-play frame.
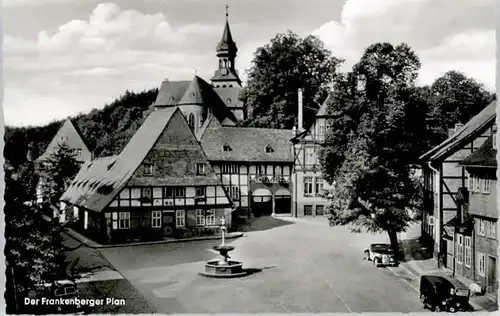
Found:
[211,5,246,121]
[211,5,242,87]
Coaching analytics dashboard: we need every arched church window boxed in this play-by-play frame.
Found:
[188,113,195,130]
[222,85,227,88]
[229,85,233,87]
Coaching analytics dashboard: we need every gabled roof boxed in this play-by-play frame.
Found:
[37,119,91,162]
[460,135,497,168]
[154,80,191,106]
[154,76,238,124]
[213,86,243,109]
[61,107,226,212]
[199,116,294,162]
[420,101,496,162]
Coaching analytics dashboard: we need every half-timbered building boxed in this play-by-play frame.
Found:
[290,91,335,217]
[454,133,498,300]
[61,107,233,243]
[419,101,496,270]
[198,115,294,216]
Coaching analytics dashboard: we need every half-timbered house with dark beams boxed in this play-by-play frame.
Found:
[60,107,233,244]
[35,119,92,206]
[419,101,496,271]
[198,115,294,217]
[290,90,335,217]
[454,132,498,301]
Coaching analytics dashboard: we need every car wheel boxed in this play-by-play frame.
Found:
[448,306,456,313]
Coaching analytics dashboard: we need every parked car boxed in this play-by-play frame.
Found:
[28,279,85,314]
[363,243,396,267]
[419,275,471,312]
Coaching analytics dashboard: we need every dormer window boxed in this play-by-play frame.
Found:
[196,163,206,175]
[266,145,274,153]
[227,98,232,103]
[143,164,154,176]
[223,144,232,152]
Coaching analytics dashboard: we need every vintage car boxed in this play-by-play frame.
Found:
[363,243,396,267]
[419,275,471,312]
[28,279,85,314]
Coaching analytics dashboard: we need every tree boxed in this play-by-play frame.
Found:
[319,43,424,254]
[37,142,82,206]
[425,71,494,147]
[5,166,67,296]
[241,31,342,129]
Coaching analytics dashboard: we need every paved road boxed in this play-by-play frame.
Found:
[100,217,426,313]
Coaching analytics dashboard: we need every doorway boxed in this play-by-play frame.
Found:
[163,214,174,237]
[487,256,497,294]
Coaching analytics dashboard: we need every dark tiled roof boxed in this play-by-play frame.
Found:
[199,116,294,162]
[211,68,242,84]
[213,86,244,109]
[420,101,496,162]
[460,136,497,167]
[154,76,237,124]
[154,80,191,106]
[37,119,92,162]
[216,20,237,54]
[61,108,225,212]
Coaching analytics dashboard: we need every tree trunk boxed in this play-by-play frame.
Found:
[387,229,400,259]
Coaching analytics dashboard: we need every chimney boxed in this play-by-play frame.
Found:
[298,88,304,131]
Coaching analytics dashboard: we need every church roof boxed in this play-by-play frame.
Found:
[155,76,237,124]
[154,80,191,106]
[216,20,237,54]
[213,86,244,109]
[199,116,294,163]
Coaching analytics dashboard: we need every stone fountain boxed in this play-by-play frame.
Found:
[200,217,246,278]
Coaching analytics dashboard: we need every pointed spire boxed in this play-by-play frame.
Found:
[216,5,237,55]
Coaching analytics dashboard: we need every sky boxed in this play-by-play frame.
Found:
[3,0,496,127]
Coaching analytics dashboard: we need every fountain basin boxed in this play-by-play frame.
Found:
[200,260,247,278]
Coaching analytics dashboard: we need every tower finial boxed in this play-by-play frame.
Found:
[225,4,229,19]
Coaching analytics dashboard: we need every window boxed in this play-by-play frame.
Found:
[143,187,152,199]
[304,177,313,196]
[478,219,486,236]
[165,188,174,198]
[305,148,315,165]
[318,121,325,136]
[230,185,240,201]
[487,220,497,239]
[304,205,313,216]
[474,175,480,192]
[477,252,486,276]
[315,177,324,196]
[119,212,130,229]
[151,210,161,228]
[481,177,491,194]
[493,133,497,150]
[196,163,206,175]
[464,236,472,267]
[195,187,206,197]
[266,145,274,153]
[165,187,185,198]
[223,144,232,152]
[196,209,205,226]
[143,164,153,176]
[316,205,325,216]
[175,187,185,197]
[188,113,195,130]
[456,234,464,264]
[175,210,185,227]
[467,173,473,190]
[206,210,215,225]
[221,164,238,174]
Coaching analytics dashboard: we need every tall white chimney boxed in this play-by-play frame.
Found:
[298,88,304,131]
